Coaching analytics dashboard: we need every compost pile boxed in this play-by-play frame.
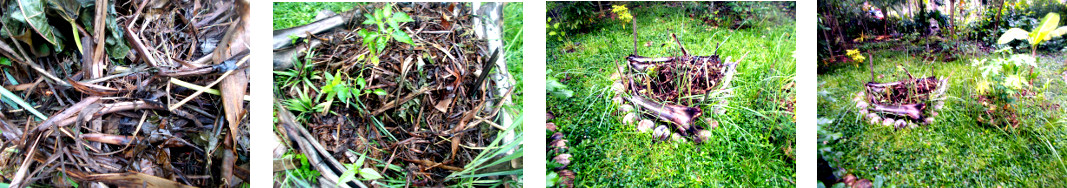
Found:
[0,0,250,187]
[612,32,738,143]
[274,3,518,187]
[853,71,947,129]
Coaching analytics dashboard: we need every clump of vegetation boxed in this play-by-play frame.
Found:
[971,49,1037,128]
[997,12,1067,56]
[357,6,414,65]
[610,5,632,28]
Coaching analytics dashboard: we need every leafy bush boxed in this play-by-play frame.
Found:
[996,12,1067,55]
[970,0,1067,52]
[357,5,414,65]
[970,49,1037,128]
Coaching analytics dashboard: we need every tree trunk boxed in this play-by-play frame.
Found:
[994,0,1004,34]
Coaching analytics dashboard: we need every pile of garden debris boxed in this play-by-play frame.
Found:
[0,0,250,187]
[612,29,739,143]
[853,66,947,129]
[273,3,519,187]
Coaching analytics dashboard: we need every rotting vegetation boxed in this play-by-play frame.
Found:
[0,0,251,187]
[272,2,522,187]
[613,25,740,143]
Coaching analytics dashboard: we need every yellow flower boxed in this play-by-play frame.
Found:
[846,49,865,63]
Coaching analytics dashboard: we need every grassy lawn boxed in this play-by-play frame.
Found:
[817,41,1067,186]
[547,3,796,187]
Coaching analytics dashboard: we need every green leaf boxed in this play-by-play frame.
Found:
[337,86,351,105]
[15,0,65,51]
[375,36,388,52]
[388,19,400,31]
[997,28,1030,45]
[1031,13,1061,45]
[356,77,367,89]
[548,31,557,36]
[374,8,384,22]
[873,175,885,188]
[0,58,9,66]
[359,168,383,180]
[546,172,559,187]
[362,13,375,24]
[392,30,413,45]
[373,88,387,96]
[45,0,82,22]
[391,12,414,22]
[103,6,130,59]
[0,84,47,120]
[337,166,357,185]
[1049,26,1067,39]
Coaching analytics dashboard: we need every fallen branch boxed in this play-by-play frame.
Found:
[273,6,366,50]
[870,103,925,121]
[624,95,701,136]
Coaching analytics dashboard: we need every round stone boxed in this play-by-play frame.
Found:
[653,125,670,140]
[622,113,637,124]
[866,113,881,124]
[894,119,907,128]
[882,118,895,127]
[618,104,634,115]
[695,129,712,143]
[636,119,654,132]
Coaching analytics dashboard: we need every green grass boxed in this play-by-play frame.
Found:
[504,3,524,107]
[547,3,796,187]
[817,41,1067,186]
[273,2,365,30]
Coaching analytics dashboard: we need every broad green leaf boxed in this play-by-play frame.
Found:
[354,153,367,169]
[997,28,1030,44]
[375,36,388,52]
[373,88,387,96]
[359,168,382,180]
[383,7,392,20]
[337,166,357,185]
[873,175,885,188]
[1048,26,1067,39]
[362,13,375,24]
[356,77,367,89]
[546,172,559,187]
[374,8,384,22]
[104,6,130,59]
[15,0,64,51]
[45,0,83,22]
[388,19,400,31]
[549,31,557,36]
[337,86,351,105]
[392,30,413,45]
[391,12,414,22]
[1031,13,1060,45]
